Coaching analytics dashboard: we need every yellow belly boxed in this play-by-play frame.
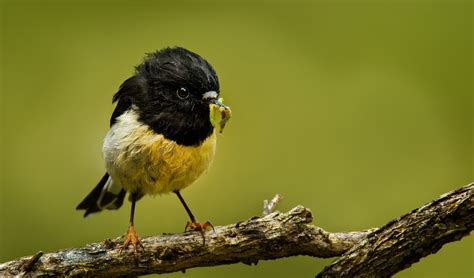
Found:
[103,110,217,195]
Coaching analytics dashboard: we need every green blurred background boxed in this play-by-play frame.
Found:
[0,0,472,277]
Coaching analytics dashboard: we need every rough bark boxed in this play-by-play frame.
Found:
[0,183,472,277]
[318,183,473,277]
[0,206,371,277]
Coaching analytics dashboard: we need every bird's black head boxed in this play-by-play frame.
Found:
[137,47,219,100]
[112,47,222,146]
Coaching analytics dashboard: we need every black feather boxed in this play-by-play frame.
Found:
[110,77,140,126]
[112,47,219,146]
[76,173,126,217]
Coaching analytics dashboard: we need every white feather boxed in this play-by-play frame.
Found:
[202,91,217,100]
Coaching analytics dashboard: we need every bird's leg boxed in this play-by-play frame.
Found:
[121,194,143,255]
[174,190,214,244]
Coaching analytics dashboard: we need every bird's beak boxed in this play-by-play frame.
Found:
[208,97,232,133]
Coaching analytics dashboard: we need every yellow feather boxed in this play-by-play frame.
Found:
[105,115,217,195]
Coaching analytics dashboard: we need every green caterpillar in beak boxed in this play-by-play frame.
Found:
[209,97,232,133]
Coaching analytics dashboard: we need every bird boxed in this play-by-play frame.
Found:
[76,47,231,253]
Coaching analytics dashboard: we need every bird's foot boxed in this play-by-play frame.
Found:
[121,224,144,255]
[185,220,215,244]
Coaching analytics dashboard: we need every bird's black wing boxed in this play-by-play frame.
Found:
[110,76,142,126]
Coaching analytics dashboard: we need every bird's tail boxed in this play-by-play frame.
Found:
[76,173,126,217]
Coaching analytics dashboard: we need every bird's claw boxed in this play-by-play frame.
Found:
[120,224,144,256]
[185,220,214,232]
[184,220,215,245]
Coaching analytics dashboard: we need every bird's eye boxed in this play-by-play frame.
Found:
[176,87,189,99]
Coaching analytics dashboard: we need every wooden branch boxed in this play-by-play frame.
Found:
[0,206,371,277]
[263,194,283,216]
[0,183,472,277]
[317,183,473,277]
